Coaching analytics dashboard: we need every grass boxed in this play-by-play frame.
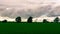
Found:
[0,22,60,34]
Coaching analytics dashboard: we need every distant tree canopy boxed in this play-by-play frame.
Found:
[15,16,21,22]
[27,16,33,23]
[54,17,59,23]
[43,19,49,23]
[0,16,60,23]
[2,20,7,22]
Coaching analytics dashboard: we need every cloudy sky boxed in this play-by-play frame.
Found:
[0,0,60,22]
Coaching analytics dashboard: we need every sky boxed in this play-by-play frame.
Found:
[0,0,60,22]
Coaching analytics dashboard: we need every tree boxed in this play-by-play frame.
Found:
[43,19,48,23]
[2,20,7,22]
[27,16,33,23]
[54,17,59,23]
[15,16,21,22]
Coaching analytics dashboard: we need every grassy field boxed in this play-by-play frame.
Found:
[0,22,60,34]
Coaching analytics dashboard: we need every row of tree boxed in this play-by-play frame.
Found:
[2,16,33,23]
[15,16,33,23]
[43,17,59,23]
[1,16,60,23]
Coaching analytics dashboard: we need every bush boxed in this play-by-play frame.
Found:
[27,16,33,23]
[54,17,59,23]
[2,20,7,22]
[15,16,21,22]
[43,19,49,23]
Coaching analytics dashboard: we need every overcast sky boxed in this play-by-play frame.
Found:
[0,0,60,21]
[0,0,60,6]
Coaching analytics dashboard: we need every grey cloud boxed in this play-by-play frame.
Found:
[0,5,53,19]
[47,6,60,17]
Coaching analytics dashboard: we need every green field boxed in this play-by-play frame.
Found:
[0,22,60,34]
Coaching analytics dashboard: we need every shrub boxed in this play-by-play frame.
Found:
[43,19,49,23]
[15,16,21,22]
[2,20,7,22]
[27,16,33,23]
[54,17,59,23]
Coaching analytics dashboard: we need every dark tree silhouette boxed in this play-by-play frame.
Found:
[2,20,7,22]
[27,16,33,23]
[15,16,21,22]
[54,17,59,23]
[43,19,48,23]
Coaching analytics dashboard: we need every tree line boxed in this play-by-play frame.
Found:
[1,16,60,23]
